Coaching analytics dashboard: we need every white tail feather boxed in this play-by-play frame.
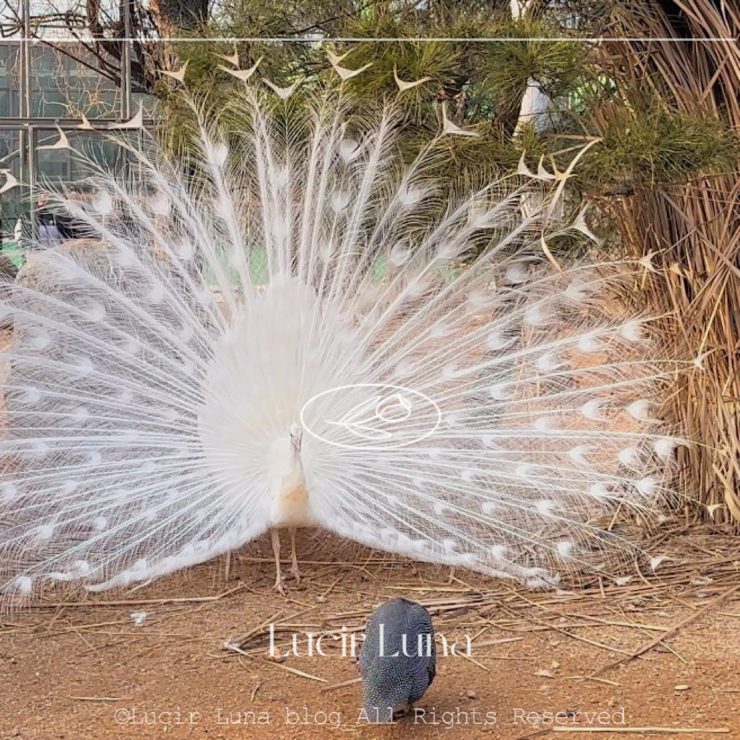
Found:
[0,96,678,603]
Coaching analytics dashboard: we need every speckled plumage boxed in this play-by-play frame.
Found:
[360,598,436,722]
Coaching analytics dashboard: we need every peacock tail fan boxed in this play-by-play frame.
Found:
[0,93,683,604]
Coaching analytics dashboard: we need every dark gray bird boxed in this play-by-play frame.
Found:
[359,598,436,723]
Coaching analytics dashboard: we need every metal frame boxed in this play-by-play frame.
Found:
[3,0,137,235]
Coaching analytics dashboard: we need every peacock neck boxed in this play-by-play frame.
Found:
[269,434,311,527]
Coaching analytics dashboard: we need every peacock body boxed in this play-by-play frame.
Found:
[0,96,678,602]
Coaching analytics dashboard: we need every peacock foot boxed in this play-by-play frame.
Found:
[274,577,287,596]
[290,565,302,583]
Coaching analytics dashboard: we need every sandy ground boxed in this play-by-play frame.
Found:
[1,530,739,740]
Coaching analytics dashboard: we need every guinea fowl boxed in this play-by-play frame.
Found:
[360,598,436,722]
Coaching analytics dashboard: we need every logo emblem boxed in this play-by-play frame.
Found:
[300,383,441,450]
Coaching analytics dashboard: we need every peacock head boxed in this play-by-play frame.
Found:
[289,423,303,453]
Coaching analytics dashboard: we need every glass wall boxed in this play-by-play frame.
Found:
[0,6,152,262]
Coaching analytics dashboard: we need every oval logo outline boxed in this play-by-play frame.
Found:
[300,383,442,451]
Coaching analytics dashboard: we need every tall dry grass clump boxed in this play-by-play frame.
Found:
[596,0,740,522]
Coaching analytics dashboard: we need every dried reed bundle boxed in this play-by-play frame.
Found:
[595,0,740,523]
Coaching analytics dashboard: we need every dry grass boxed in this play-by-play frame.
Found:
[2,527,739,737]
[593,1,740,523]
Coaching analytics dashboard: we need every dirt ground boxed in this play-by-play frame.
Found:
[1,529,739,740]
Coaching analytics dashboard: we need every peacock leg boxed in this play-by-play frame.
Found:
[271,529,286,595]
[289,528,302,583]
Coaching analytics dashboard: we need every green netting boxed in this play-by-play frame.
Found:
[1,241,23,269]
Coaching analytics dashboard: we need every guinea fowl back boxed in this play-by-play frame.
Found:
[360,598,436,721]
